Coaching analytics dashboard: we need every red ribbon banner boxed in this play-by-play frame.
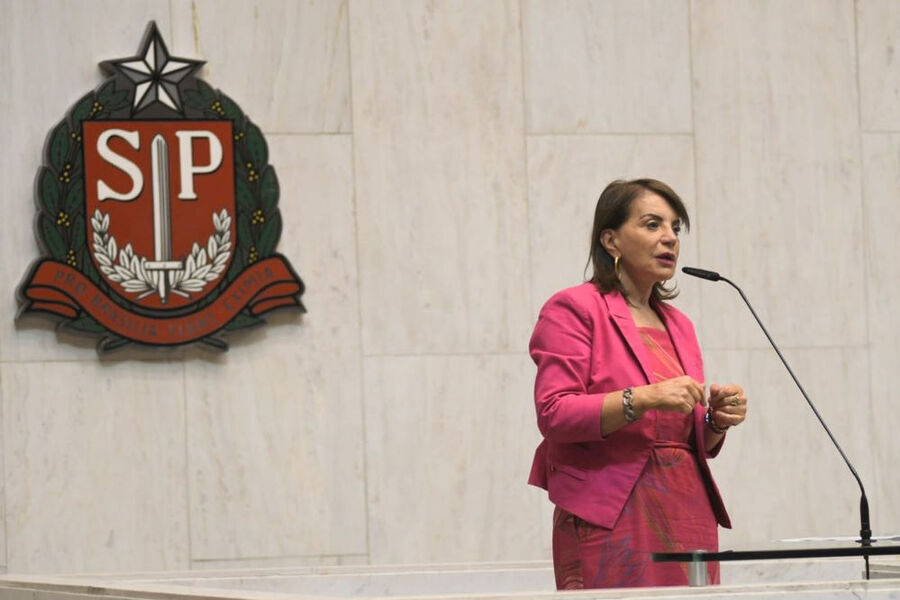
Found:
[19,256,304,345]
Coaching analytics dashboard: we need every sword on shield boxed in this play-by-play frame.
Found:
[144,134,184,303]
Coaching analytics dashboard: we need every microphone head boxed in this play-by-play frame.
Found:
[681,266,722,281]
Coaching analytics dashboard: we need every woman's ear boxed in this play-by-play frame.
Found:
[600,229,618,258]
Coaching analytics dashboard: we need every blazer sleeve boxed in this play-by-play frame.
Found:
[529,291,608,443]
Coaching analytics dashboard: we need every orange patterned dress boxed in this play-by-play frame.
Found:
[552,326,719,588]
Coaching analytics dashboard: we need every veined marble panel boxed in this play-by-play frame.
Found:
[861,135,900,353]
[522,0,692,134]
[350,0,531,355]
[170,0,350,133]
[1,4,170,361]
[184,135,367,561]
[1,360,189,573]
[858,0,900,131]
[0,372,6,570]
[692,0,865,349]
[721,558,863,585]
[861,133,900,540]
[363,354,546,564]
[702,348,875,549]
[537,491,554,558]
[527,135,699,321]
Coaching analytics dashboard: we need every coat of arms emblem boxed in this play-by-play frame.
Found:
[17,22,305,352]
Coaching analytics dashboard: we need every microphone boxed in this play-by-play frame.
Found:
[681,266,721,282]
[681,266,874,575]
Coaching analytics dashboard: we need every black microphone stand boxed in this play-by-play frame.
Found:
[686,269,873,579]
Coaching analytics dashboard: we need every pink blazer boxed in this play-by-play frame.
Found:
[528,283,730,529]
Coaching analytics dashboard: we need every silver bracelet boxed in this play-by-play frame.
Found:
[705,408,729,434]
[622,387,639,423]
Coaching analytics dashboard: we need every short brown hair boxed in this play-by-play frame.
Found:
[586,178,690,304]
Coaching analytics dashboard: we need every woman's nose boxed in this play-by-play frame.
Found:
[661,228,677,245]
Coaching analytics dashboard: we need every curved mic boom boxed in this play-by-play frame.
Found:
[681,266,873,574]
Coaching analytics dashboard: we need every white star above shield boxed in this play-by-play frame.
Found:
[104,23,204,115]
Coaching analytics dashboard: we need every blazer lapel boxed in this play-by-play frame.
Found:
[603,291,654,384]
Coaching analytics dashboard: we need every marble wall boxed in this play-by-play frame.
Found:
[0,0,898,574]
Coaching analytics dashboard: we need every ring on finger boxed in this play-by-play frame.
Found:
[729,396,740,407]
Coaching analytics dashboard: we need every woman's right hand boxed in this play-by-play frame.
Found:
[634,376,705,415]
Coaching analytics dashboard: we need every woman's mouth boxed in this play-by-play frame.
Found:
[656,253,676,266]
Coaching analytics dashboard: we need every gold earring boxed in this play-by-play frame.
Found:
[614,255,621,278]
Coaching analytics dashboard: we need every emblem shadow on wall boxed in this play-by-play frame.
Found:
[16,21,306,354]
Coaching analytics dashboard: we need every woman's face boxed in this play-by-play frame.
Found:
[610,192,682,288]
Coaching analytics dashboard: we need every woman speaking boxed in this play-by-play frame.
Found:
[528,178,748,588]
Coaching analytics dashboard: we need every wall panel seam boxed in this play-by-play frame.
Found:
[182,360,193,568]
[854,0,872,352]
[526,131,693,137]
[363,352,532,359]
[687,0,702,286]
[1,364,8,569]
[853,0,878,477]
[344,0,372,566]
[191,552,369,563]
[518,0,535,328]
[703,344,869,352]
[263,132,354,137]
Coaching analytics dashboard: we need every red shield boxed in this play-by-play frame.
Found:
[82,121,236,310]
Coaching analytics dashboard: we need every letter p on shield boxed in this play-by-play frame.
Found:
[176,130,223,200]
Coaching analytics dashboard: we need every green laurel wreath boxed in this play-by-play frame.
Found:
[182,79,284,333]
[35,78,285,342]
[36,81,130,338]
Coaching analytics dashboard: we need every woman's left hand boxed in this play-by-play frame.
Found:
[707,384,748,429]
